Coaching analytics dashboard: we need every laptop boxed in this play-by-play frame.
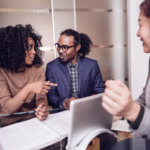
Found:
[66,93,113,150]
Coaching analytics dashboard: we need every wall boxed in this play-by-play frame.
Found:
[0,0,127,82]
[76,0,127,82]
[0,0,76,69]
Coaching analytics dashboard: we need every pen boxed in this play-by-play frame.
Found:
[0,107,65,117]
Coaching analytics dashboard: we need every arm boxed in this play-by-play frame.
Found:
[102,80,150,138]
[34,67,57,120]
[0,69,53,114]
[46,64,67,108]
[102,80,140,122]
[93,61,105,94]
[131,75,150,138]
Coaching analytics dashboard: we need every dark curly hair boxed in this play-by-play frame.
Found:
[140,0,150,18]
[60,29,92,57]
[0,24,43,72]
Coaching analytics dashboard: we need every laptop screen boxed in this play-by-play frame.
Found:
[66,93,113,149]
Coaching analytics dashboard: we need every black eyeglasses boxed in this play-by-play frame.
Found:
[55,43,76,52]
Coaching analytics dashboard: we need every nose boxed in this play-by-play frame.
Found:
[58,47,64,54]
[137,29,140,37]
[31,47,36,54]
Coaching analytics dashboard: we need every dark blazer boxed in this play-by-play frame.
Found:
[46,57,105,108]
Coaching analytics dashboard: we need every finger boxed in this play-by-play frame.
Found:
[104,87,121,104]
[41,89,49,94]
[105,80,124,95]
[66,100,70,109]
[105,80,121,95]
[115,80,130,95]
[45,81,57,87]
[35,104,43,111]
[105,80,125,96]
[102,94,119,109]
[102,101,117,116]
[38,107,49,113]
[50,82,57,87]
[35,112,47,121]
[36,111,48,118]
[37,103,48,110]
[36,104,48,112]
[63,101,67,109]
[43,85,51,90]
[102,95,120,116]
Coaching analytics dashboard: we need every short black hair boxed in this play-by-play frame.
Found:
[60,29,92,57]
[0,24,43,72]
[140,0,150,18]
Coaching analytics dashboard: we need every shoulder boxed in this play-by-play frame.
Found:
[80,57,98,65]
[46,58,60,67]
[46,58,65,71]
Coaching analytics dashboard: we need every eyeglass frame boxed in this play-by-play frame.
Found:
[55,43,78,52]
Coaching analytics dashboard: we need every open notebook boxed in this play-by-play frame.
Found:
[0,110,69,150]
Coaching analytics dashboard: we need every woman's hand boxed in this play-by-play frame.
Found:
[35,104,49,120]
[27,81,57,95]
[102,80,140,122]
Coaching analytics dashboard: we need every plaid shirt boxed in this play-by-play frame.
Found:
[67,59,79,98]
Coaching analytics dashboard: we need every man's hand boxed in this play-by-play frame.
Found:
[35,104,49,120]
[64,97,78,109]
[102,80,140,122]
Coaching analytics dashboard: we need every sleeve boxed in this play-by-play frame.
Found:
[35,67,48,107]
[128,105,145,129]
[93,61,105,94]
[130,71,150,138]
[0,71,12,113]
[46,63,66,108]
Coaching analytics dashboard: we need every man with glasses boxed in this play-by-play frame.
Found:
[46,29,105,109]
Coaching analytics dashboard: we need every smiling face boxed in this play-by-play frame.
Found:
[25,37,36,65]
[57,35,80,64]
[137,11,150,53]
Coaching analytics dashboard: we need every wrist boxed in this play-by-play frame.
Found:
[19,84,32,103]
[25,83,32,93]
[125,102,141,122]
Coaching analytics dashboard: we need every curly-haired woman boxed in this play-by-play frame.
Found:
[0,24,56,123]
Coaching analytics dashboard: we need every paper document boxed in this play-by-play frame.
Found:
[43,110,70,138]
[0,111,70,150]
[111,119,130,132]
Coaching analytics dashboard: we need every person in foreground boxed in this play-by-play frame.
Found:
[46,29,105,109]
[0,24,56,123]
[102,0,150,139]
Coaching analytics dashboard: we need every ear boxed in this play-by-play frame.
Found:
[75,44,81,52]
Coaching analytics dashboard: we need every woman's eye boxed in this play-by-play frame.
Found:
[27,45,32,50]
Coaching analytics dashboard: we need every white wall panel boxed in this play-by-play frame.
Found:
[0,0,50,9]
[76,0,127,81]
